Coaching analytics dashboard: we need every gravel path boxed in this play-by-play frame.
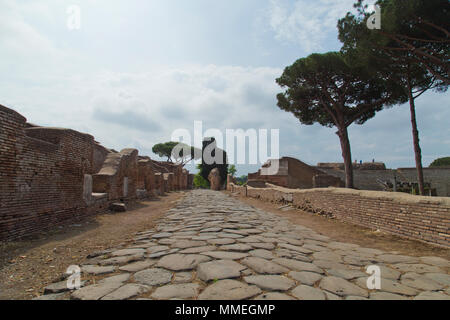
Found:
[36,190,450,300]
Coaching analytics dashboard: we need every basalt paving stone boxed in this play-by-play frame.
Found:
[288,271,323,286]
[219,244,253,252]
[152,233,173,239]
[413,291,450,300]
[198,280,261,300]
[327,242,360,250]
[312,260,348,270]
[254,293,296,300]
[179,246,217,254]
[119,260,156,272]
[217,233,245,239]
[207,238,236,245]
[354,277,419,296]
[192,235,218,241]
[424,273,450,286]
[71,274,130,300]
[420,256,450,268]
[201,251,249,260]
[346,296,369,300]
[249,249,276,260]
[378,265,402,280]
[312,251,343,262]
[157,254,212,271]
[237,236,265,243]
[278,238,304,246]
[303,244,330,252]
[111,249,146,256]
[249,243,276,250]
[99,254,143,266]
[273,258,324,274]
[369,292,409,300]
[241,257,289,275]
[170,240,208,249]
[400,277,445,291]
[201,227,223,232]
[376,254,420,264]
[244,275,296,291]
[133,268,172,286]
[291,285,326,300]
[392,263,443,274]
[151,283,201,300]
[173,272,194,284]
[326,269,368,280]
[324,291,342,300]
[33,293,67,300]
[278,243,313,254]
[147,246,170,254]
[101,284,150,300]
[197,260,246,281]
[319,276,369,298]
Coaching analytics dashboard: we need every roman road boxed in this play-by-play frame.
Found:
[37,190,450,300]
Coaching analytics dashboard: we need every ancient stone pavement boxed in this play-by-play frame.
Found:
[38,190,450,300]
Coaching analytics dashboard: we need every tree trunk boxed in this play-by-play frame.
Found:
[407,78,425,195]
[337,126,354,188]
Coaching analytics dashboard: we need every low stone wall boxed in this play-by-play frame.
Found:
[229,183,450,248]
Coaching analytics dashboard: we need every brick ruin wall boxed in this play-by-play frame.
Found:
[229,183,450,248]
[249,157,345,189]
[0,105,192,241]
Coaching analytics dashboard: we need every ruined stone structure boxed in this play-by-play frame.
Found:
[0,104,192,241]
[248,157,450,197]
[248,157,343,189]
[208,168,222,191]
[317,163,450,197]
[228,182,450,248]
[226,174,236,191]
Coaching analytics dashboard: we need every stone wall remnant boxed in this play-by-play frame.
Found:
[228,182,450,248]
[208,168,222,191]
[248,157,343,189]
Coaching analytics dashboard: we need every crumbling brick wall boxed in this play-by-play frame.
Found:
[248,157,343,189]
[137,156,155,196]
[92,149,138,201]
[1,104,192,240]
[0,105,108,240]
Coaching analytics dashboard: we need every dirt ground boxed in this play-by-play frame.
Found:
[0,192,185,300]
[228,192,450,260]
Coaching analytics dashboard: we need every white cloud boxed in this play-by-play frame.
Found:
[267,0,357,51]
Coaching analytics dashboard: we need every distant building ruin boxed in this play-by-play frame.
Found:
[248,157,450,197]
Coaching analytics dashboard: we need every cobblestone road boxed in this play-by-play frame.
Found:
[38,190,450,300]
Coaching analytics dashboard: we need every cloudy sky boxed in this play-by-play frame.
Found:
[1,0,449,176]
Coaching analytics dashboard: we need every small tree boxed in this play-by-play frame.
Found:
[193,164,210,188]
[430,157,450,167]
[152,141,201,166]
[276,52,402,188]
[228,165,237,177]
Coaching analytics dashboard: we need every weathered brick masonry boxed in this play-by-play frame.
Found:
[0,104,192,241]
[229,183,450,248]
[0,105,107,240]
